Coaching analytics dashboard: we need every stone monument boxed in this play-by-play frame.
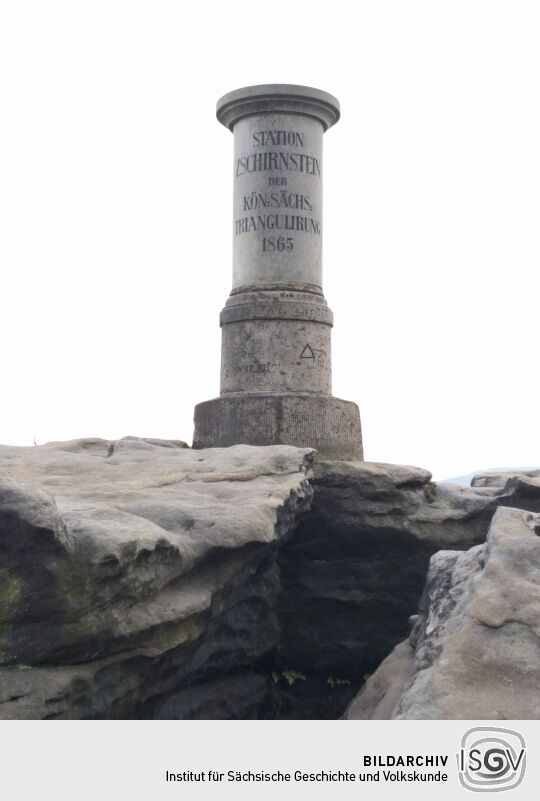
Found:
[193,84,363,460]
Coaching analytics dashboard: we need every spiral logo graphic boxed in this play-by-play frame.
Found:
[457,727,526,792]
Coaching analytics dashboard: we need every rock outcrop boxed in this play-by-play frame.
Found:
[274,461,540,716]
[472,469,540,499]
[2,440,539,719]
[345,506,540,719]
[0,438,313,718]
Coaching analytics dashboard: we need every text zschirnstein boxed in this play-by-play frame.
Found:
[235,151,320,177]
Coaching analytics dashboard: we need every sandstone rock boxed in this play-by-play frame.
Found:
[472,469,540,503]
[275,461,540,718]
[343,641,414,720]
[345,506,540,719]
[3,438,540,720]
[276,460,519,676]
[0,438,313,718]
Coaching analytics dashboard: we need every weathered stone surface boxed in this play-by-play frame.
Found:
[0,438,313,719]
[3,440,540,720]
[344,506,540,719]
[343,641,414,720]
[472,469,540,499]
[274,461,540,718]
[193,394,362,461]
[277,461,489,675]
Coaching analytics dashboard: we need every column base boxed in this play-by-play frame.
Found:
[193,393,363,461]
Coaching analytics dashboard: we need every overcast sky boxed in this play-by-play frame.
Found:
[1,1,538,479]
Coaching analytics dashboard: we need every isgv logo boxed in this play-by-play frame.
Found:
[457,727,526,792]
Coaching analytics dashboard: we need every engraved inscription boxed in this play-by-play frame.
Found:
[235,151,320,177]
[235,218,319,235]
[234,127,322,252]
[242,191,313,212]
[220,320,332,395]
[239,362,277,374]
[253,130,304,147]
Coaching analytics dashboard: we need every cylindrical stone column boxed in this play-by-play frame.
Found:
[193,85,363,461]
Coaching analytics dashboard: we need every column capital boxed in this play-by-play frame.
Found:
[216,84,340,132]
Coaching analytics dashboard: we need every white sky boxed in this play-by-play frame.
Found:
[1,1,539,479]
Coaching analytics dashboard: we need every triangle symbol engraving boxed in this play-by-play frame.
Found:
[300,343,315,359]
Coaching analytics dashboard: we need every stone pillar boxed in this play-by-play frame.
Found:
[193,84,363,461]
